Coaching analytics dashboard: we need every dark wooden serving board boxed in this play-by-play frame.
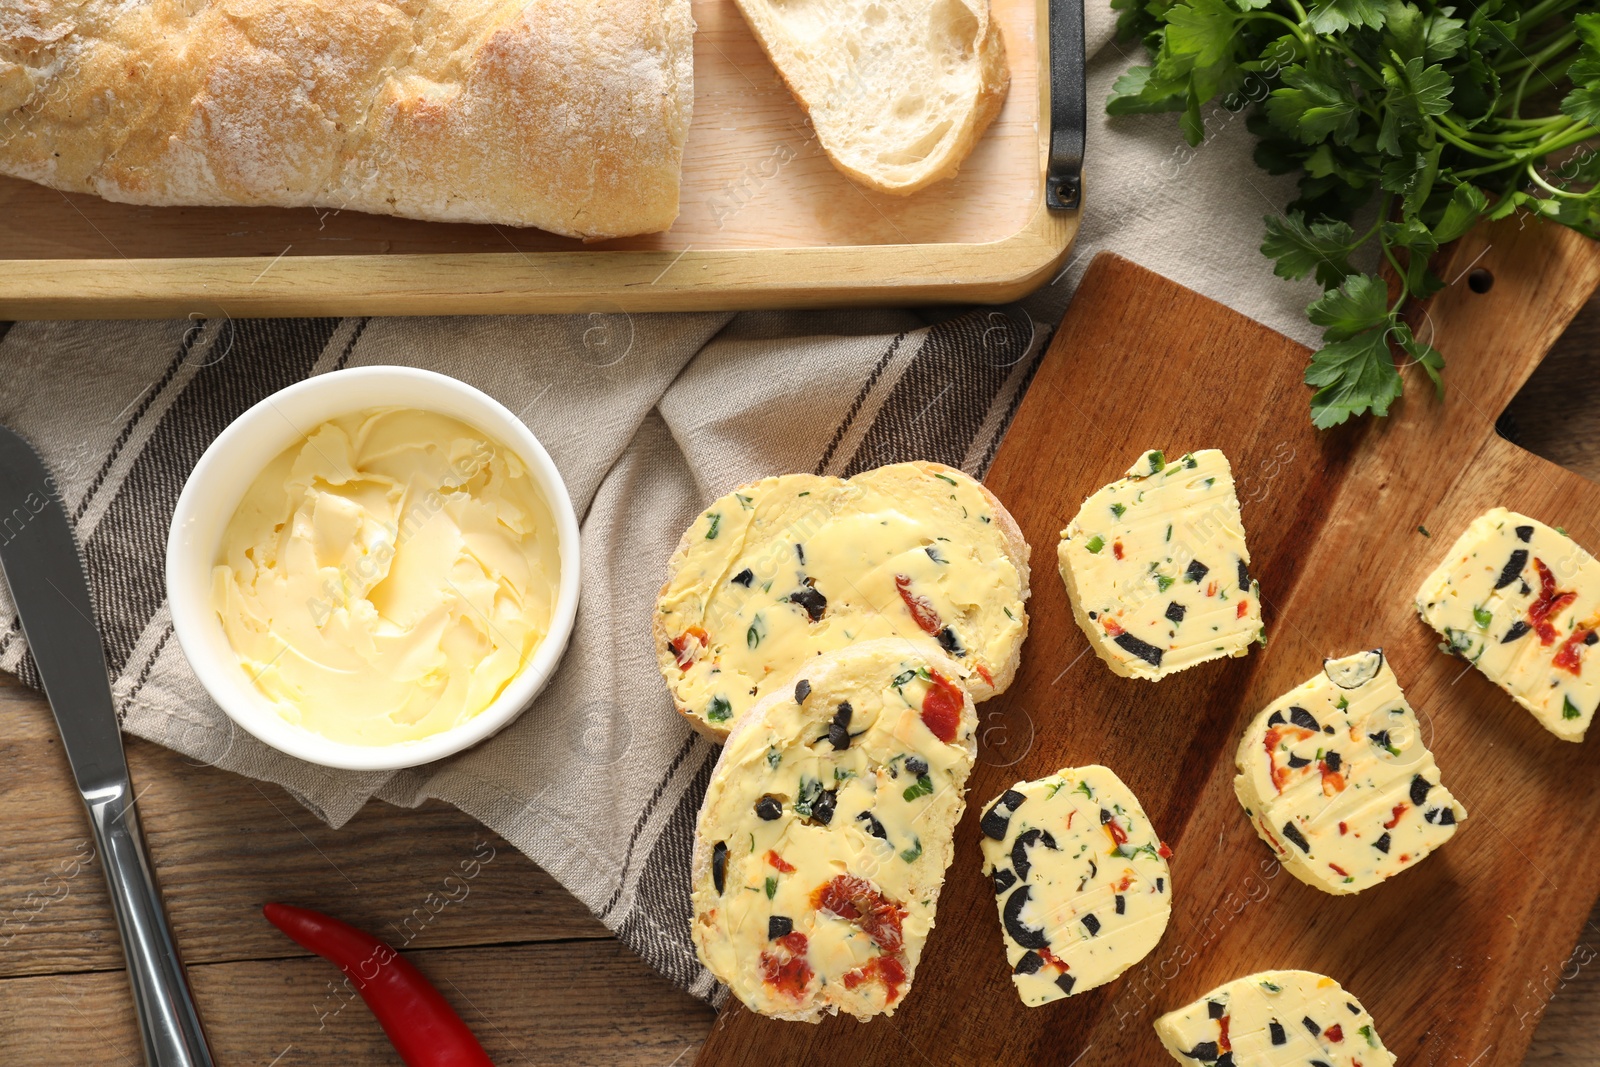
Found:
[697,221,1600,1066]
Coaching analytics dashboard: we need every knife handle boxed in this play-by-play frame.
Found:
[87,783,216,1067]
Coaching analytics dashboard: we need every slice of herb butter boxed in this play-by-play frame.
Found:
[1155,970,1395,1067]
[1415,508,1600,742]
[690,641,976,1022]
[657,462,1029,738]
[978,765,1172,1007]
[1234,651,1466,895]
[1057,449,1263,680]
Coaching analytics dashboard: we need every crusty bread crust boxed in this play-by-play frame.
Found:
[0,0,694,238]
[689,638,977,1021]
[733,0,1009,196]
[653,461,1031,741]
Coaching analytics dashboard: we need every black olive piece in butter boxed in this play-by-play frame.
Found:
[789,585,827,622]
[1002,885,1049,950]
[711,841,728,894]
[810,789,837,826]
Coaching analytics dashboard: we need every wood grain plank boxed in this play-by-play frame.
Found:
[2,246,1599,1063]
[697,224,1600,1065]
[1517,285,1600,1066]
[0,680,608,978]
[0,940,715,1067]
[1501,286,1600,479]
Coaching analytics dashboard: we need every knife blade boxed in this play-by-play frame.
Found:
[0,423,214,1067]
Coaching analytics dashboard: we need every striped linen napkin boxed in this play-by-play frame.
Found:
[0,0,1321,1002]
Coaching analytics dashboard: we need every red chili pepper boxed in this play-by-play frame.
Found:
[812,875,907,955]
[1529,559,1577,645]
[1263,725,1314,792]
[759,933,814,1000]
[920,669,964,743]
[893,574,942,635]
[1038,945,1071,972]
[667,626,708,670]
[1553,625,1594,675]
[842,955,907,1003]
[263,903,494,1067]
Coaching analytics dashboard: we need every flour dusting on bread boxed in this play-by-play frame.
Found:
[0,0,694,238]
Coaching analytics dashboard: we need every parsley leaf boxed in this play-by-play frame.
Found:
[1305,327,1404,428]
[1108,0,1600,429]
[1307,0,1387,35]
[1307,273,1391,340]
[1262,213,1360,288]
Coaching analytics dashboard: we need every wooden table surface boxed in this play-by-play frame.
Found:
[2,294,1598,1066]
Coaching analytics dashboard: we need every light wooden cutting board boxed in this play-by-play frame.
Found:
[697,219,1600,1065]
[0,0,1074,316]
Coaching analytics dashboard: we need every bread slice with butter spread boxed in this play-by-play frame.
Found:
[732,0,1009,195]
[655,461,1030,740]
[690,640,977,1021]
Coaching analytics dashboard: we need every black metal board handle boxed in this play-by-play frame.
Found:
[1046,0,1086,211]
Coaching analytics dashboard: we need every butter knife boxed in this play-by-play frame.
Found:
[0,424,214,1067]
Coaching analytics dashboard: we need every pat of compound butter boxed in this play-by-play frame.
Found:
[978,765,1172,1006]
[212,408,560,746]
[1058,449,1263,680]
[1155,970,1395,1067]
[1234,651,1466,895]
[1415,508,1600,742]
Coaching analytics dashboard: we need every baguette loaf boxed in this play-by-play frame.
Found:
[733,0,1008,195]
[0,0,694,238]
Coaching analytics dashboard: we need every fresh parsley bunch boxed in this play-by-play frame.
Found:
[1108,0,1600,427]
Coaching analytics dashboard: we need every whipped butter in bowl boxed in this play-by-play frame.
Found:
[168,369,580,771]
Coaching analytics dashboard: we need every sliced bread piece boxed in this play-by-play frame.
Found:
[655,461,1031,740]
[733,0,1010,195]
[690,640,977,1021]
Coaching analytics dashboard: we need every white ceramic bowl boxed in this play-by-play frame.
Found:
[166,367,581,771]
